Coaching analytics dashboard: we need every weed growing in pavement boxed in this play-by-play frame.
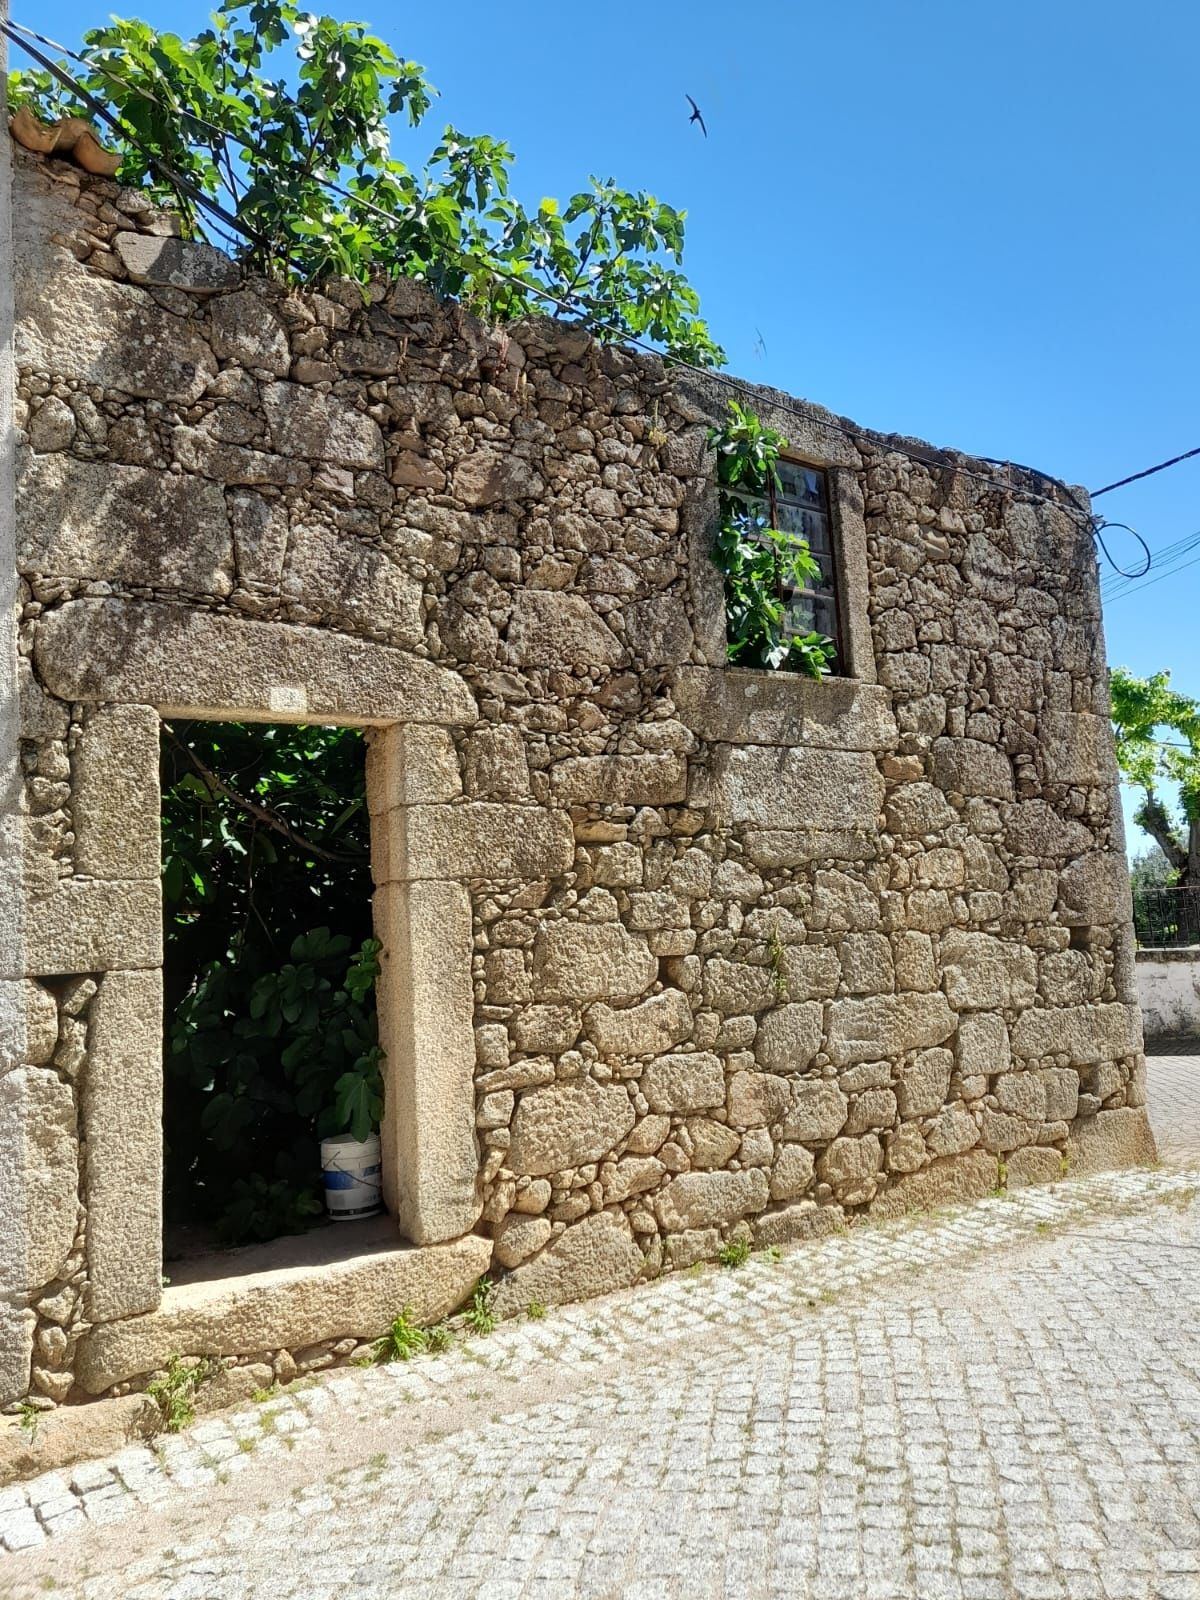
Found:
[426,1322,453,1353]
[464,1278,497,1336]
[148,1355,213,1432]
[17,1401,40,1440]
[374,1308,427,1363]
[526,1300,547,1320]
[718,1238,752,1269]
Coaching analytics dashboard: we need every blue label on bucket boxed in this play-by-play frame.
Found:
[323,1163,381,1190]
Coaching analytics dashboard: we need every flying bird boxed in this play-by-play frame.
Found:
[686,95,707,137]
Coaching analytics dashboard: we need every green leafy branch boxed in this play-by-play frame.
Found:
[708,401,835,677]
[9,0,724,366]
[1111,665,1200,880]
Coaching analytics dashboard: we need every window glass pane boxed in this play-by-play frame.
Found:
[785,593,816,633]
[777,461,826,509]
[774,502,829,547]
[805,518,832,558]
[810,594,838,639]
[808,551,836,590]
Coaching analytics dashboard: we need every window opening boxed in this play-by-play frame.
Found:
[711,399,844,677]
[768,461,843,666]
[160,719,382,1266]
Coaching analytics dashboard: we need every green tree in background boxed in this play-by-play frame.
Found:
[162,721,381,1246]
[1110,666,1200,884]
[8,0,724,366]
[1129,843,1177,894]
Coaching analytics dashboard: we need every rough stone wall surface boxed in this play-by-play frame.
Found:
[1135,950,1200,1040]
[1,148,1152,1411]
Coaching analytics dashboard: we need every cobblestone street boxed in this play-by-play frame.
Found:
[2,1053,1200,1600]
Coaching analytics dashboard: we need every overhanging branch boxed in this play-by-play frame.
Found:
[163,725,367,867]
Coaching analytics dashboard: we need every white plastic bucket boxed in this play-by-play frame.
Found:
[320,1133,382,1221]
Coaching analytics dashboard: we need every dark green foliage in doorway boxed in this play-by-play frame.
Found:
[162,721,382,1246]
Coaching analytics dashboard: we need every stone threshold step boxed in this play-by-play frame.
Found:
[76,1230,491,1395]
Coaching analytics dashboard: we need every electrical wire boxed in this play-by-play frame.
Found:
[3,17,1102,533]
[1092,444,1200,500]
[1100,526,1200,596]
[1102,524,1200,579]
[1104,546,1200,606]
[3,22,265,250]
[1101,528,1200,601]
[1092,519,1152,581]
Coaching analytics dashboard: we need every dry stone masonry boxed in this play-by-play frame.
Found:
[0,143,1154,1418]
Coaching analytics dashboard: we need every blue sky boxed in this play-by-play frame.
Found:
[19,0,1200,853]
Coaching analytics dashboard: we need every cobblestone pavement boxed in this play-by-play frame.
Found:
[3,1079,1200,1598]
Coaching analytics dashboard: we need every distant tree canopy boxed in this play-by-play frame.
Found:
[8,0,724,366]
[1129,843,1177,895]
[1111,666,1200,884]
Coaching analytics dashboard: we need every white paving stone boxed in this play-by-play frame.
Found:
[0,1068,1199,1594]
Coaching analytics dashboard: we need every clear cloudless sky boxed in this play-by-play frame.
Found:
[17,0,1200,851]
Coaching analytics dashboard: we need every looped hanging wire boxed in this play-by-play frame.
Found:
[1092,519,1152,580]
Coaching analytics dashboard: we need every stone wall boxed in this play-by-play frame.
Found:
[1135,949,1200,1040]
[0,145,1154,1413]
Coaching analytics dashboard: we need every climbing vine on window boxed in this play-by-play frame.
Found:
[708,401,837,677]
[7,1,724,367]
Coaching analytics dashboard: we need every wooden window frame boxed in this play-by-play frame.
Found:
[767,458,845,672]
[724,460,846,676]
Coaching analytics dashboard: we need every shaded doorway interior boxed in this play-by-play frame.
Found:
[159,718,382,1268]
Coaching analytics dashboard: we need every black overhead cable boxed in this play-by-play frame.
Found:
[1103,544,1200,606]
[1092,520,1152,582]
[2,21,266,250]
[1100,528,1200,599]
[1091,445,1200,500]
[2,17,1100,531]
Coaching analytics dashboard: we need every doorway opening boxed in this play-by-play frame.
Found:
[159,718,381,1268]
